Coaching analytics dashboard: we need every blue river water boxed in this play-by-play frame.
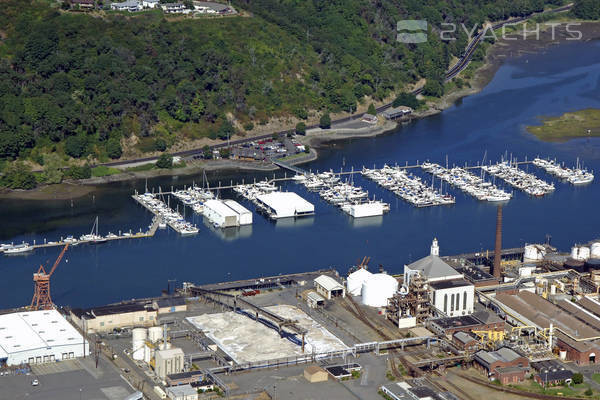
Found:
[1,40,600,309]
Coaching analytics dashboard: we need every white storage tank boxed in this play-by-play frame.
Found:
[572,246,591,261]
[347,268,372,296]
[361,273,398,308]
[144,343,153,364]
[132,328,147,361]
[591,243,600,258]
[148,326,163,343]
[524,244,544,261]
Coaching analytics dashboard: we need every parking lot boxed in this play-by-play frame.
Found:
[1,356,135,400]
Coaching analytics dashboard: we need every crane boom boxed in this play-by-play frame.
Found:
[48,243,69,277]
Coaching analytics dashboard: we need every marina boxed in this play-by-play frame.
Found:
[533,157,594,185]
[421,162,512,202]
[361,165,455,207]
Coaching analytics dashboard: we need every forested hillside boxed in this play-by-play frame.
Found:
[0,0,584,182]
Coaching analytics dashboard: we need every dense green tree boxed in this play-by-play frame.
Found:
[319,113,331,129]
[154,138,167,152]
[392,93,421,109]
[65,135,87,158]
[1,162,36,189]
[156,153,173,169]
[572,0,600,19]
[295,122,306,135]
[106,138,122,159]
[367,104,376,115]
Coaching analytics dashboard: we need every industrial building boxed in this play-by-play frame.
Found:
[255,192,314,219]
[532,360,573,387]
[155,347,185,379]
[314,275,345,300]
[203,199,252,228]
[347,202,385,218]
[166,383,198,400]
[0,309,89,366]
[71,301,157,333]
[473,347,530,384]
[304,365,328,383]
[153,297,187,314]
[404,240,474,316]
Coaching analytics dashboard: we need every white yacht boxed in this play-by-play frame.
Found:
[4,243,33,255]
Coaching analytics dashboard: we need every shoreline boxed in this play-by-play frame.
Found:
[3,21,600,201]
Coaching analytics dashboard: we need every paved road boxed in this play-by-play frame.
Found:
[100,4,573,169]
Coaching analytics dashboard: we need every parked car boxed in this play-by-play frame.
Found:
[31,379,39,386]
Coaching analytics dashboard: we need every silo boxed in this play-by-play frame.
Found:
[361,273,399,308]
[132,328,147,361]
[591,243,600,258]
[148,326,163,343]
[347,268,372,296]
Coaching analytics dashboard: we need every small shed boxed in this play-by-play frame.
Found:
[304,365,328,383]
[306,291,325,309]
[314,275,345,300]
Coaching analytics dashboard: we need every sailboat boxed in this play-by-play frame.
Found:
[80,216,107,243]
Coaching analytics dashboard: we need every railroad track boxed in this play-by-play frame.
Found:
[430,371,476,400]
[341,297,421,378]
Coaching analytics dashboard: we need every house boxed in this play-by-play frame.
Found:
[532,360,573,387]
[110,0,140,11]
[314,275,345,300]
[71,0,95,9]
[304,365,328,383]
[474,347,529,383]
[361,113,378,124]
[153,297,187,314]
[160,2,185,13]
[141,0,159,7]
[382,106,412,120]
[453,331,479,352]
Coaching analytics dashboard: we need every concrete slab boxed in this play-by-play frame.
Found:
[187,305,348,364]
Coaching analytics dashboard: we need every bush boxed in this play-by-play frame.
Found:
[367,103,376,115]
[106,138,122,159]
[295,122,306,135]
[319,113,331,129]
[156,154,173,169]
[202,145,212,159]
[392,92,421,109]
[243,122,254,131]
[154,138,167,152]
[1,162,37,189]
[585,388,593,396]
[65,164,92,180]
[219,148,230,158]
[572,373,584,385]
[42,153,63,184]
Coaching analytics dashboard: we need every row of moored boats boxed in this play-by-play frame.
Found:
[362,165,455,207]
[533,157,594,185]
[295,171,390,216]
[481,161,555,197]
[135,192,199,235]
[421,162,512,202]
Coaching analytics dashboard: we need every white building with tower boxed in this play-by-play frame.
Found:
[404,238,475,317]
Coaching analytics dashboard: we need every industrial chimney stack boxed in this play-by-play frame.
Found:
[493,205,502,279]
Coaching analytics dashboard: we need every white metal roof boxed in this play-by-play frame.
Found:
[0,310,84,358]
[405,255,462,282]
[204,199,238,217]
[223,199,251,215]
[256,192,314,216]
[314,275,344,292]
[307,291,325,302]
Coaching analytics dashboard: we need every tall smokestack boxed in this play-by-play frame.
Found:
[493,205,502,279]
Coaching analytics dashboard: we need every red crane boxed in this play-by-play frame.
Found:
[31,243,69,310]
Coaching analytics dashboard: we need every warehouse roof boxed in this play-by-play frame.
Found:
[429,279,473,290]
[454,331,477,345]
[405,255,462,282]
[223,199,251,215]
[314,275,344,292]
[72,302,151,319]
[495,291,600,340]
[204,199,239,217]
[474,347,524,369]
[256,192,314,216]
[167,384,197,397]
[0,310,86,359]
[155,297,186,308]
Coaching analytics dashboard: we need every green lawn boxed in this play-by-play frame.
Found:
[91,165,121,177]
[526,108,600,142]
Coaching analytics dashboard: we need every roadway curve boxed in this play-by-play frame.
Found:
[102,4,573,168]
